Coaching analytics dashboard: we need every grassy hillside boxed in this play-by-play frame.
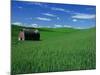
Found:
[11,25,96,74]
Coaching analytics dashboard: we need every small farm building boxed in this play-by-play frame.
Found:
[18,29,40,41]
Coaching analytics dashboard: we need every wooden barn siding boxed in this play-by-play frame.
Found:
[24,31,40,40]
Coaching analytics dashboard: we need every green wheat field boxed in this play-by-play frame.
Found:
[11,25,96,74]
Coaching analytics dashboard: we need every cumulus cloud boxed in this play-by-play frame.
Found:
[31,24,38,28]
[72,13,96,19]
[36,17,51,21]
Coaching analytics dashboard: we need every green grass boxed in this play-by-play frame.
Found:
[11,25,96,75]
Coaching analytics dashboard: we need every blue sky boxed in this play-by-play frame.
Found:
[11,0,96,29]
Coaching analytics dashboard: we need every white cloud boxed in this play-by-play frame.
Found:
[31,2,48,7]
[43,13,56,17]
[73,27,86,29]
[12,22,22,26]
[63,25,72,28]
[18,6,23,9]
[51,7,71,13]
[12,22,29,27]
[42,13,61,20]
[72,13,96,19]
[36,17,51,21]
[34,2,42,5]
[54,24,63,28]
[72,19,78,22]
[38,25,51,28]
[54,24,74,28]
[31,24,38,27]
[38,25,44,28]
[51,7,65,11]
[63,25,86,29]
[57,17,60,20]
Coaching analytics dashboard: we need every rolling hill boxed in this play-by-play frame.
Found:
[11,25,96,74]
